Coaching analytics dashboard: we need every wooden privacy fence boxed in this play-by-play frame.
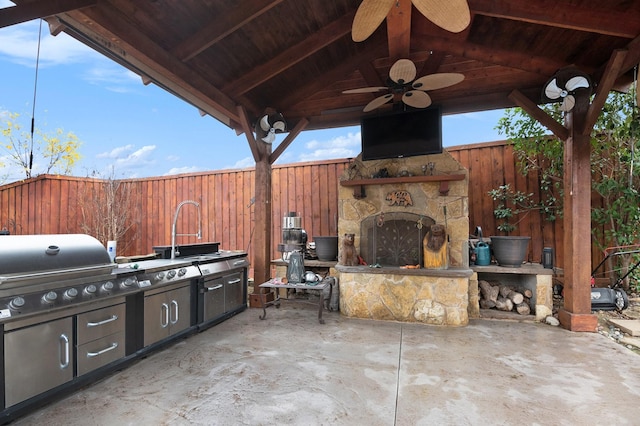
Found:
[1,141,607,272]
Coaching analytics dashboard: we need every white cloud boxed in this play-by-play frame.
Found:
[114,145,156,168]
[297,131,360,162]
[82,66,140,92]
[163,166,201,176]
[0,20,139,93]
[226,156,255,170]
[0,21,98,67]
[96,144,136,159]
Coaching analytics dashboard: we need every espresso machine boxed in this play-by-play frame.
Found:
[277,212,307,261]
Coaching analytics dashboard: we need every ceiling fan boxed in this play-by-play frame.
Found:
[258,112,286,143]
[352,0,471,42]
[343,58,464,112]
[542,67,592,112]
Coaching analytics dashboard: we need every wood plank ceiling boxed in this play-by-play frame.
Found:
[2,0,640,135]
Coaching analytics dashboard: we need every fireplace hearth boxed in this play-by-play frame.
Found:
[337,152,472,326]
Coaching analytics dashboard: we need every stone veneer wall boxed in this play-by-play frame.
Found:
[337,152,471,326]
[337,267,473,326]
[338,151,469,266]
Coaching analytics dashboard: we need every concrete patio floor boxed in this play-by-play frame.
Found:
[14,303,640,425]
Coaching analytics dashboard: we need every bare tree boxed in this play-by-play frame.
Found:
[79,172,139,254]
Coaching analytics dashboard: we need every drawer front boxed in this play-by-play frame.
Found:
[77,303,126,344]
[203,277,225,321]
[77,331,126,376]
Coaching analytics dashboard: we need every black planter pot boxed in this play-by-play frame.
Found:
[490,236,531,267]
[313,236,338,261]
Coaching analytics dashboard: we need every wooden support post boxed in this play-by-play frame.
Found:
[253,155,272,288]
[558,94,597,332]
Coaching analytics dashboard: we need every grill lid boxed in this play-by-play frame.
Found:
[0,234,111,276]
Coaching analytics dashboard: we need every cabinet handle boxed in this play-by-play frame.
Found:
[87,342,119,358]
[232,260,246,266]
[228,278,241,285]
[170,300,179,325]
[161,303,169,328]
[205,284,223,292]
[87,315,118,327]
[59,334,70,369]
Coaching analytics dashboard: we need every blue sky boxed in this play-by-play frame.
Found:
[0,3,505,183]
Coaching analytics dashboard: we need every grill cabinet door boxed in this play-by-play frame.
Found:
[4,317,74,407]
[224,271,245,313]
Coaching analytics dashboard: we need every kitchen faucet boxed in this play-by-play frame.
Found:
[171,200,202,259]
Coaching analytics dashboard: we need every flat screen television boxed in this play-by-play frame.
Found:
[360,107,442,161]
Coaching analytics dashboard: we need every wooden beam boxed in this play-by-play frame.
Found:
[236,105,262,162]
[558,93,597,332]
[581,49,627,136]
[269,117,309,164]
[508,90,569,141]
[412,35,570,78]
[277,41,389,110]
[0,0,96,29]
[471,0,640,38]
[386,0,411,60]
[171,0,284,62]
[223,11,355,96]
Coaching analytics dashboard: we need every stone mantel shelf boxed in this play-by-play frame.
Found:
[340,174,465,197]
[336,265,473,278]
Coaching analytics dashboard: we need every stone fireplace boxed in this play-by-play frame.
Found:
[336,152,473,326]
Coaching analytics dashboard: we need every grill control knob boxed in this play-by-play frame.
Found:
[43,291,58,303]
[9,296,25,310]
[177,268,187,277]
[123,277,136,287]
[102,281,114,292]
[64,288,79,299]
[84,284,97,295]
[166,270,177,279]
[155,272,165,281]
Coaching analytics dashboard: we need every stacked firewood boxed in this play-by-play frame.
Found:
[479,280,533,315]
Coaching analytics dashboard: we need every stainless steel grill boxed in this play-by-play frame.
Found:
[0,234,139,321]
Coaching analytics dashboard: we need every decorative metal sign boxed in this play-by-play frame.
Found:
[385,190,413,207]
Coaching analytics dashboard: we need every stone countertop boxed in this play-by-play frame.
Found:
[335,265,474,278]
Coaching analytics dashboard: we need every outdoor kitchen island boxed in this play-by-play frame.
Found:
[0,236,248,424]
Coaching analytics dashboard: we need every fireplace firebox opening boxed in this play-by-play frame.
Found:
[360,212,435,267]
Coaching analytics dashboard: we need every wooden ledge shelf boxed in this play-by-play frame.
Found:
[340,174,465,198]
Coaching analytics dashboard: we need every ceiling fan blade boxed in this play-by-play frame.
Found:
[259,115,271,132]
[363,93,394,112]
[389,59,417,84]
[343,86,387,94]
[261,131,275,143]
[352,0,395,42]
[402,90,432,109]
[412,73,464,91]
[560,95,575,112]
[272,121,286,132]
[544,78,564,100]
[565,75,590,92]
[412,0,471,33]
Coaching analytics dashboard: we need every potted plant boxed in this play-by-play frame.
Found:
[487,184,538,267]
